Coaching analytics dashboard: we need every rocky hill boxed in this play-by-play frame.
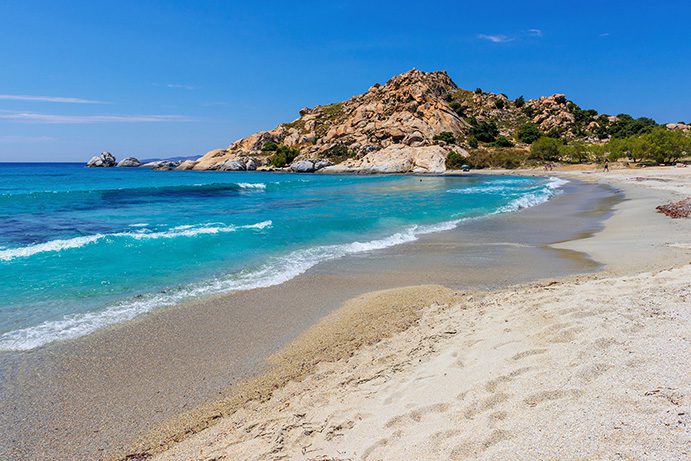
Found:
[182,69,647,173]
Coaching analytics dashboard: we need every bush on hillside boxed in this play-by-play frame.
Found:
[446,150,467,169]
[261,141,279,151]
[269,145,300,167]
[470,119,499,142]
[490,135,514,148]
[516,123,542,144]
[433,131,456,144]
[514,95,525,107]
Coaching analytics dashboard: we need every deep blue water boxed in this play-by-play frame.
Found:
[0,163,566,350]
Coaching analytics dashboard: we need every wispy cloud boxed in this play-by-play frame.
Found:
[152,83,197,90]
[477,34,514,43]
[599,32,610,38]
[0,111,193,124]
[0,94,105,104]
[528,28,543,37]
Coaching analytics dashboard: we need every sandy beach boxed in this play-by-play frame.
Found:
[148,166,691,461]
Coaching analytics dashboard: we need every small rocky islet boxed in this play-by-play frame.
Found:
[86,68,691,173]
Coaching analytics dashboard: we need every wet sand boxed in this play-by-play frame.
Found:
[0,179,618,460]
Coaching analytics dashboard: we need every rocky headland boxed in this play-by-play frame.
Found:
[87,69,689,173]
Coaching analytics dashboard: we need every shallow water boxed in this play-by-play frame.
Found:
[0,163,567,350]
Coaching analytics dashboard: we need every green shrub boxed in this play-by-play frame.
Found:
[468,136,479,148]
[530,137,562,161]
[446,150,466,169]
[494,99,505,109]
[449,100,465,116]
[465,148,528,169]
[433,131,456,144]
[323,143,355,162]
[470,120,499,142]
[490,135,514,148]
[516,123,542,144]
[475,88,483,94]
[514,95,525,107]
[269,145,300,167]
[261,141,278,151]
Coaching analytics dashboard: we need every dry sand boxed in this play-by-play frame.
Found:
[149,167,691,461]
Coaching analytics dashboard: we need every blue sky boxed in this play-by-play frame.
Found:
[1,0,689,162]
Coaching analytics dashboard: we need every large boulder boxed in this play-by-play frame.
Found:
[116,157,141,167]
[323,145,449,173]
[86,151,116,167]
[290,160,315,172]
[176,160,198,170]
[221,160,246,171]
[140,161,180,170]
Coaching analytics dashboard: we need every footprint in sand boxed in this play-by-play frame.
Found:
[511,348,547,361]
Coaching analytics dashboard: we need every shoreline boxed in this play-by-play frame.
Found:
[0,177,619,460]
[147,167,690,460]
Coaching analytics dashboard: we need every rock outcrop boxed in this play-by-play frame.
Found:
[116,157,141,167]
[140,160,181,170]
[86,152,117,167]
[191,69,670,173]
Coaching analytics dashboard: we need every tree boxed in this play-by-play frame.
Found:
[494,99,505,109]
[514,95,525,107]
[269,145,300,167]
[609,114,658,138]
[470,120,499,142]
[530,137,562,161]
[475,87,483,94]
[261,141,278,151]
[516,123,542,144]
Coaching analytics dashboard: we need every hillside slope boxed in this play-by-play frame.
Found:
[185,69,628,173]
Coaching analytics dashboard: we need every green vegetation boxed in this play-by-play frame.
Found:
[474,88,483,94]
[323,143,356,163]
[269,145,300,167]
[530,137,562,161]
[608,114,658,139]
[514,95,525,107]
[604,127,690,163]
[465,148,529,169]
[445,150,466,169]
[490,135,514,148]
[261,141,279,151]
[469,119,499,142]
[516,123,542,144]
[494,99,505,109]
[467,135,479,148]
[433,131,456,144]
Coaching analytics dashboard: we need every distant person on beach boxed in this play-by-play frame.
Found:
[603,159,609,172]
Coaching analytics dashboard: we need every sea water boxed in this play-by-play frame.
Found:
[0,163,567,350]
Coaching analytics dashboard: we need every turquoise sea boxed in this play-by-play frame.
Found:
[0,163,567,351]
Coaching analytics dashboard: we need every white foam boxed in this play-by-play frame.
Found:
[498,177,568,213]
[237,183,266,190]
[0,221,273,261]
[0,234,105,262]
[0,219,462,351]
[0,177,570,351]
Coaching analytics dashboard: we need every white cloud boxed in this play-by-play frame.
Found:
[478,34,514,43]
[0,111,192,124]
[528,29,543,37]
[165,83,196,90]
[599,32,610,38]
[0,94,105,104]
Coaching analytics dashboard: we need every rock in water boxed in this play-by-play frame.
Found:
[140,160,181,170]
[86,151,117,167]
[221,160,246,171]
[116,157,141,167]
